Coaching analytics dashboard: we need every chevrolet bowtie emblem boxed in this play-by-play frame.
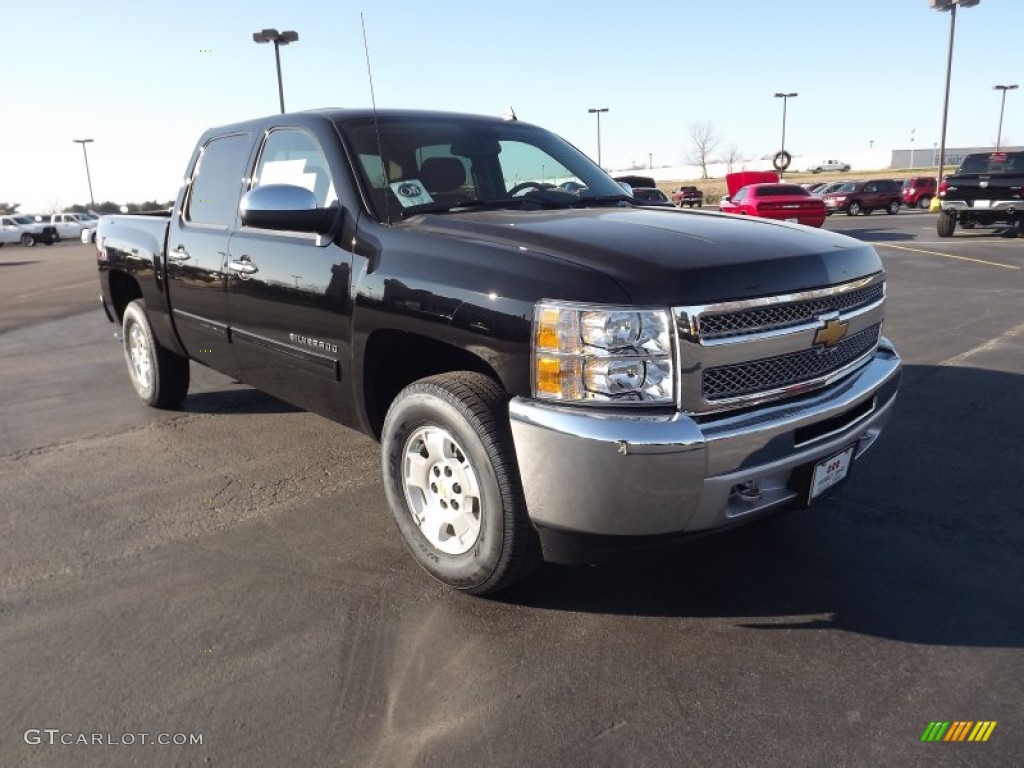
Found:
[814,317,849,348]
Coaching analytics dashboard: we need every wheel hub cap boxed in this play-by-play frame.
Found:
[128,323,152,390]
[401,426,482,555]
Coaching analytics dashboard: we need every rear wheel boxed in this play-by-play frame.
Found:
[886,199,900,215]
[382,372,540,595]
[122,300,190,408]
[918,196,932,209]
[936,211,956,237]
[847,201,862,216]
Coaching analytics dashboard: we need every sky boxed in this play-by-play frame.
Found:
[2,0,1022,213]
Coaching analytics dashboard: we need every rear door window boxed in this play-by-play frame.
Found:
[186,133,251,227]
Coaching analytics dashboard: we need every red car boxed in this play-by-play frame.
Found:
[719,183,827,228]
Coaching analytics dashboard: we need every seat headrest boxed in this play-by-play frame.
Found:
[419,157,466,194]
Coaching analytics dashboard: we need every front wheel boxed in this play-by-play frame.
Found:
[886,200,900,215]
[381,372,540,595]
[936,211,956,237]
[847,201,862,216]
[122,300,190,408]
[20,233,36,247]
[918,196,932,210]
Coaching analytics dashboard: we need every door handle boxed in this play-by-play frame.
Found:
[228,258,259,275]
[168,246,191,263]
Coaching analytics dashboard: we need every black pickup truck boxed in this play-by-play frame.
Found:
[96,108,901,595]
[937,150,1024,236]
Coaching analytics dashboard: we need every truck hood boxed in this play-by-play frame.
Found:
[405,207,882,305]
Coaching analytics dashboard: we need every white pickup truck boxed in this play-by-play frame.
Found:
[0,215,59,247]
[38,212,97,240]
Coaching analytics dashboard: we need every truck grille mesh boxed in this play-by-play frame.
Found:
[698,282,884,339]
[702,324,881,401]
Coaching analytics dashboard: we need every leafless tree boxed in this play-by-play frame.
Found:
[683,121,721,179]
[0,202,20,214]
[719,145,747,174]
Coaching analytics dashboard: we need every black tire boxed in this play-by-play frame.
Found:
[381,371,540,595]
[918,196,932,210]
[812,168,821,174]
[122,300,190,408]
[863,208,873,216]
[847,201,861,216]
[886,199,900,215]
[842,165,850,172]
[20,233,36,247]
[936,211,956,237]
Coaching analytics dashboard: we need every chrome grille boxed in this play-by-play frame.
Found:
[703,324,882,401]
[698,282,884,339]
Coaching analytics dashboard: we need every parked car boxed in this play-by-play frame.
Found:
[822,179,902,216]
[719,183,827,227]
[937,151,1024,236]
[0,215,59,246]
[37,212,95,239]
[671,185,704,207]
[82,223,98,243]
[901,176,937,209]
[809,159,851,173]
[94,107,900,595]
[630,187,674,207]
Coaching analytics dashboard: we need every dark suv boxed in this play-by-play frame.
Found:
[901,176,936,209]
[822,179,902,216]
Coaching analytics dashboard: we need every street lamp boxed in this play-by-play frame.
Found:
[252,28,299,114]
[929,0,979,186]
[72,139,95,209]
[588,107,609,168]
[993,84,1018,151]
[649,152,653,170]
[774,92,798,166]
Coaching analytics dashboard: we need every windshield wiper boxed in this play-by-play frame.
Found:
[574,194,636,207]
[446,196,574,212]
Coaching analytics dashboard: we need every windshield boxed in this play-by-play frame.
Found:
[337,115,628,221]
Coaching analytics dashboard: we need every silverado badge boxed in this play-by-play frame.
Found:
[814,317,849,349]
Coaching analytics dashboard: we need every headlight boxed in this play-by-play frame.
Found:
[532,302,674,403]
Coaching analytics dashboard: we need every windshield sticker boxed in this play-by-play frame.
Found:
[390,180,433,208]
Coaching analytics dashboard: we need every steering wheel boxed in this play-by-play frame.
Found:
[507,181,546,197]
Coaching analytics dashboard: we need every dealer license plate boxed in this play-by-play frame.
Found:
[809,445,856,501]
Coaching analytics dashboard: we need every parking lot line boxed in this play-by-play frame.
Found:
[877,243,1019,270]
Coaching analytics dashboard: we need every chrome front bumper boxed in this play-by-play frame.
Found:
[509,340,901,541]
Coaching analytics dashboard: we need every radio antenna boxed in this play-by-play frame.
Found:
[361,12,392,225]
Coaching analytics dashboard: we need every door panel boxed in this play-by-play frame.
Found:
[227,230,352,417]
[165,132,251,379]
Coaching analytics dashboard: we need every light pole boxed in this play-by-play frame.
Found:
[252,28,299,114]
[588,107,609,168]
[994,84,1018,151]
[73,139,95,209]
[774,92,798,158]
[648,153,653,170]
[929,0,979,186]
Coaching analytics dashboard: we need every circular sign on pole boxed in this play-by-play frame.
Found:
[772,150,792,172]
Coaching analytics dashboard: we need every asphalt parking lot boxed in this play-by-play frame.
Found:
[1,214,1021,766]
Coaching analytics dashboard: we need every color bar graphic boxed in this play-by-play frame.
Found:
[921,721,996,742]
